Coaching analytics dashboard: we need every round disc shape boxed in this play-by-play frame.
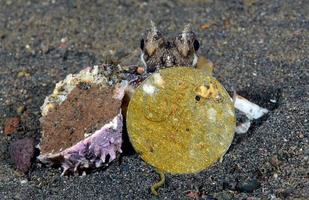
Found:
[127,67,236,174]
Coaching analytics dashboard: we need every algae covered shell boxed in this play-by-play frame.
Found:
[126,67,236,174]
[38,66,126,175]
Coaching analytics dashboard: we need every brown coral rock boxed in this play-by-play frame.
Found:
[3,117,20,136]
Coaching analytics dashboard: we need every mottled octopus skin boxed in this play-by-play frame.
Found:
[38,112,123,175]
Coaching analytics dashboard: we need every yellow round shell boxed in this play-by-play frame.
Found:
[127,67,236,174]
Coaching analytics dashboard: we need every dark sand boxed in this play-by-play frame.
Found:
[0,0,308,199]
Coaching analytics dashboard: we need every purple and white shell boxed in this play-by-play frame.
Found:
[38,65,128,175]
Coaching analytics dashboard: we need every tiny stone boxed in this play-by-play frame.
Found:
[270,99,277,103]
[304,149,309,156]
[9,138,35,173]
[236,179,261,193]
[136,67,145,74]
[270,155,280,167]
[61,37,68,43]
[0,30,6,39]
[3,117,20,136]
[17,105,26,114]
[17,70,31,78]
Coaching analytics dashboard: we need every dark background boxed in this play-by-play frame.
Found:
[0,0,308,199]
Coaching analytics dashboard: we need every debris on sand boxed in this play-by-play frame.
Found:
[233,93,269,134]
[9,138,35,173]
[3,117,20,136]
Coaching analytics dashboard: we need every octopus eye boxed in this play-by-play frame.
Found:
[140,39,145,50]
[193,40,200,51]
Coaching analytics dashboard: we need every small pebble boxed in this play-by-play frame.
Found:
[9,138,35,173]
[0,30,6,39]
[136,66,145,74]
[17,70,31,78]
[3,117,20,136]
[236,179,260,193]
[61,37,68,43]
[17,105,26,115]
[304,149,309,156]
[270,155,280,167]
[270,99,277,103]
